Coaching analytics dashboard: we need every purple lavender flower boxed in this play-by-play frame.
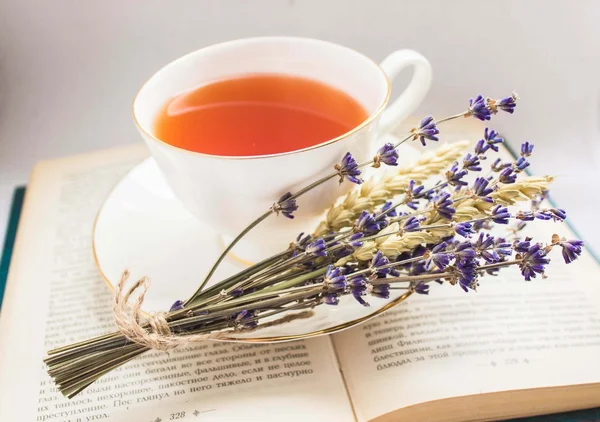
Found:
[402,215,423,233]
[484,128,504,152]
[494,93,519,114]
[323,265,346,290]
[495,237,512,257]
[473,177,494,202]
[353,291,370,307]
[335,152,363,184]
[533,209,553,220]
[468,95,491,121]
[290,232,312,256]
[348,275,370,307]
[387,267,401,277]
[381,201,398,217]
[272,192,298,219]
[558,239,584,264]
[407,247,428,276]
[355,211,377,233]
[230,288,244,297]
[491,158,511,172]
[170,300,184,312]
[411,115,440,146]
[491,204,511,224]
[371,251,391,274]
[394,252,411,267]
[516,211,535,221]
[306,239,327,257]
[322,293,339,305]
[432,192,456,219]
[348,274,368,289]
[427,242,452,270]
[521,141,534,157]
[349,232,365,248]
[454,240,476,260]
[411,262,428,277]
[518,243,550,281]
[457,259,479,292]
[474,233,499,263]
[328,236,357,260]
[473,233,494,252]
[373,143,399,168]
[332,247,353,260]
[355,211,387,234]
[499,167,517,184]
[296,232,312,247]
[514,157,530,172]
[412,244,427,257]
[395,251,423,275]
[463,153,482,171]
[370,284,390,299]
[414,283,430,295]
[550,208,567,221]
[455,221,474,238]
[446,163,469,187]
[514,237,532,253]
[406,180,425,210]
[532,208,566,222]
[234,310,258,329]
[474,139,490,156]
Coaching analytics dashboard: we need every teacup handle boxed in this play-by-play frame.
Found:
[377,50,433,137]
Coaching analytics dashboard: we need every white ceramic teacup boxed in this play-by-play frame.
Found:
[133,37,432,259]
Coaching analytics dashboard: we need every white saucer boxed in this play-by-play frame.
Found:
[93,133,418,341]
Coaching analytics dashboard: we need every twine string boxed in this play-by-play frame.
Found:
[113,270,314,351]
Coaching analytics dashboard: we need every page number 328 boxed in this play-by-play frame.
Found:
[170,412,185,420]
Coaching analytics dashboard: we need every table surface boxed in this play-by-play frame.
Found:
[1,0,600,253]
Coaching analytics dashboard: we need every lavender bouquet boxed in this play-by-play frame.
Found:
[45,93,584,398]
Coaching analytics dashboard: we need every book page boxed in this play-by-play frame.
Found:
[0,145,355,422]
[332,144,600,421]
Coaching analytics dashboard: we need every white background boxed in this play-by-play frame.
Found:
[0,0,599,251]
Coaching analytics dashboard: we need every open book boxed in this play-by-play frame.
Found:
[1,122,600,422]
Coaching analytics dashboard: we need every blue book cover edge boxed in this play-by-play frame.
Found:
[0,186,26,309]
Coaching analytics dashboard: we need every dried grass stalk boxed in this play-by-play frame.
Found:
[338,176,553,264]
[313,141,471,235]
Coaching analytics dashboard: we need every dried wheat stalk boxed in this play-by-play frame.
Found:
[338,176,553,263]
[313,141,471,236]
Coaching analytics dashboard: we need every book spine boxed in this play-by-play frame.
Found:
[0,186,26,309]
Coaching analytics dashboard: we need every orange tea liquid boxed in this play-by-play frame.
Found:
[153,74,368,156]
